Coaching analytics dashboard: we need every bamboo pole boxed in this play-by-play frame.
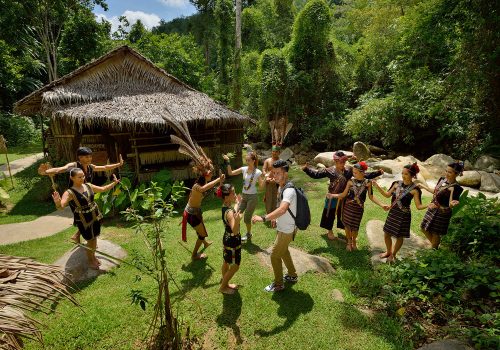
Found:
[0,135,14,188]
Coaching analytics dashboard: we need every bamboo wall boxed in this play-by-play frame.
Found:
[48,116,244,181]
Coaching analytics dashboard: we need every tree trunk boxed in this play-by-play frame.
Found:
[232,0,242,109]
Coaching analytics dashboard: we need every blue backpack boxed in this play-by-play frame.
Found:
[280,182,311,230]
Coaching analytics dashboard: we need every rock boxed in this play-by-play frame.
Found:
[425,154,455,168]
[457,171,481,187]
[357,307,375,318]
[463,160,473,171]
[279,147,294,162]
[423,164,446,180]
[290,144,301,155]
[396,155,421,164]
[253,142,269,150]
[257,150,272,160]
[365,157,382,164]
[416,339,474,350]
[417,164,433,181]
[366,220,431,265]
[331,289,344,302]
[479,171,500,193]
[257,246,335,275]
[474,155,500,172]
[371,160,403,174]
[314,151,353,167]
[367,145,386,155]
[55,239,127,283]
[353,141,372,161]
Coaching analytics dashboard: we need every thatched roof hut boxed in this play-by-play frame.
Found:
[14,45,251,181]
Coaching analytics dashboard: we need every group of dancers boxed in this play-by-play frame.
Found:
[42,118,465,293]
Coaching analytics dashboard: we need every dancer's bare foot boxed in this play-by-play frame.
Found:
[346,241,353,251]
[352,240,358,250]
[88,261,100,270]
[386,255,395,263]
[379,252,391,258]
[228,283,239,289]
[219,286,236,294]
[327,232,337,240]
[70,234,81,244]
[203,240,213,248]
[192,253,207,260]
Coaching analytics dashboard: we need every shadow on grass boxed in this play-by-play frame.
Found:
[338,303,410,350]
[170,257,218,301]
[2,160,54,219]
[216,291,243,345]
[307,233,372,272]
[254,286,314,337]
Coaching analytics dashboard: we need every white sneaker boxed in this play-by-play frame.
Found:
[264,282,285,292]
[241,232,252,241]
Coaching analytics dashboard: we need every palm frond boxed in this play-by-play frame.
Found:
[0,255,78,350]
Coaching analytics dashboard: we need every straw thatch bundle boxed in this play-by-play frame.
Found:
[14,46,251,132]
[0,255,78,350]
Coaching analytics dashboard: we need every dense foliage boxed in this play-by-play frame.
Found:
[351,195,500,348]
[1,0,498,156]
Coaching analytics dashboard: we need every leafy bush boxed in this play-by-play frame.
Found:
[379,249,499,348]
[95,170,184,217]
[0,113,40,147]
[445,193,500,262]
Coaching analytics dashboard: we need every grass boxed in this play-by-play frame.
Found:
[0,160,55,224]
[0,143,42,166]
[0,165,432,350]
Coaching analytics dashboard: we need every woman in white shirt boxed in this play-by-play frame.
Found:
[223,152,265,241]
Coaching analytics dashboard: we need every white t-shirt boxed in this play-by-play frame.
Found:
[276,187,297,234]
[241,166,262,194]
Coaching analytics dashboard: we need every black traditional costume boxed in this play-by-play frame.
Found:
[421,177,463,236]
[66,184,103,241]
[181,185,208,242]
[341,179,371,231]
[303,166,382,230]
[222,206,242,265]
[384,181,422,238]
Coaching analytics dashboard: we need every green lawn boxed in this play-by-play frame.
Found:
[1,166,431,350]
[0,160,55,224]
[0,143,42,166]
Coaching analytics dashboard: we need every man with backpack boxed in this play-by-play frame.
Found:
[252,159,308,292]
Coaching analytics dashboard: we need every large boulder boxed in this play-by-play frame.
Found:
[367,144,387,155]
[416,339,474,350]
[474,155,500,172]
[457,171,482,187]
[463,160,473,171]
[353,141,372,161]
[370,159,404,174]
[314,151,353,167]
[279,147,294,162]
[396,155,421,164]
[479,171,500,193]
[55,239,127,283]
[257,246,335,275]
[425,154,455,168]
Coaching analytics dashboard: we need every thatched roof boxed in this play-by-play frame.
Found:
[14,46,251,130]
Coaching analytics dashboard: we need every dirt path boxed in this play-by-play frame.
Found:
[0,153,44,177]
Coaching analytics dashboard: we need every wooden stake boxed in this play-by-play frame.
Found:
[0,135,13,188]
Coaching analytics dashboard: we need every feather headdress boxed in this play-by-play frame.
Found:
[269,117,292,150]
[162,112,214,176]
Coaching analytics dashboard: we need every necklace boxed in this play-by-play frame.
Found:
[243,168,256,191]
